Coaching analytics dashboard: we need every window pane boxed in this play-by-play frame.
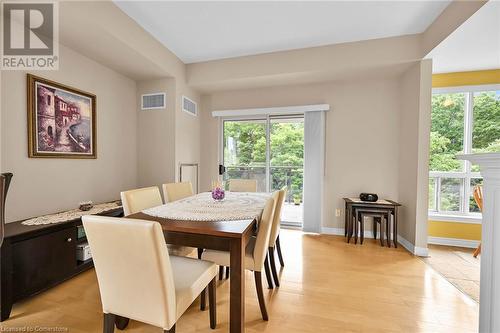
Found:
[471,91,500,171]
[429,178,436,211]
[270,118,304,202]
[469,178,484,213]
[223,120,267,191]
[430,93,465,172]
[439,178,463,212]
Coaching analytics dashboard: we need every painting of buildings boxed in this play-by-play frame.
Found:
[28,75,96,158]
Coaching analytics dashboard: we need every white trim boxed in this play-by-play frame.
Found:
[429,213,482,224]
[428,236,480,249]
[320,227,429,256]
[397,235,415,254]
[212,104,330,117]
[433,84,500,94]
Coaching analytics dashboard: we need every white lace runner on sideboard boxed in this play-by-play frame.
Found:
[22,201,122,226]
[143,192,270,222]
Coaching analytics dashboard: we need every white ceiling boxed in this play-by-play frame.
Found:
[114,1,451,64]
[427,1,500,73]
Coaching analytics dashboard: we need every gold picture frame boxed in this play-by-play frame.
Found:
[27,74,97,159]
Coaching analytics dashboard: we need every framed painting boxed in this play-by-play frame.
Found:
[27,74,96,158]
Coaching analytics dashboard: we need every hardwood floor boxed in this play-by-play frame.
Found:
[0,230,478,332]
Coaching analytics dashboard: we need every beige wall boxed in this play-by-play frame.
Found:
[175,84,201,187]
[136,78,176,189]
[1,44,138,222]
[200,75,402,229]
[397,59,432,250]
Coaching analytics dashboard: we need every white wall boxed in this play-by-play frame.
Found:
[201,76,402,229]
[1,44,138,222]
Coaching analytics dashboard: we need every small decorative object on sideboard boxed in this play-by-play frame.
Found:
[359,193,378,202]
[79,201,93,211]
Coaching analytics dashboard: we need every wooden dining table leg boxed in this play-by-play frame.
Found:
[230,237,245,333]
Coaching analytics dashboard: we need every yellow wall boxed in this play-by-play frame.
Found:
[428,220,481,240]
[432,69,500,88]
[429,69,499,241]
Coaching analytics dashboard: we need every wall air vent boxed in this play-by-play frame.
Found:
[141,93,166,110]
[182,96,197,116]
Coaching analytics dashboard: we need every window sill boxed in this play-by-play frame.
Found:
[428,213,482,224]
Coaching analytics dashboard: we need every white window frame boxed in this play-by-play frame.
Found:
[430,84,500,223]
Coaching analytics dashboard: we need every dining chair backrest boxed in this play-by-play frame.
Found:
[253,192,279,270]
[82,215,176,330]
[269,188,287,247]
[228,179,258,192]
[162,182,194,202]
[120,186,163,216]
[473,185,484,212]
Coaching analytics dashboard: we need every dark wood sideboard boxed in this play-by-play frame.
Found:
[0,207,123,321]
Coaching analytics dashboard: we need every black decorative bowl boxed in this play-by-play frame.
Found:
[359,193,378,202]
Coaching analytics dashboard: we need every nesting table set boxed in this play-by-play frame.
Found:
[343,198,401,247]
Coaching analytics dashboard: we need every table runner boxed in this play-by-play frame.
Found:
[22,201,122,226]
[143,192,270,222]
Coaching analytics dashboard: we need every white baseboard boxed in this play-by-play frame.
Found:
[428,236,480,249]
[321,227,428,256]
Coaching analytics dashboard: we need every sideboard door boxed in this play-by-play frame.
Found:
[12,227,76,300]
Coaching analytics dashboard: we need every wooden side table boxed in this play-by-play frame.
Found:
[344,198,401,247]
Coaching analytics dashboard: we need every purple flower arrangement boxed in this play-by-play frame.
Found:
[211,187,225,201]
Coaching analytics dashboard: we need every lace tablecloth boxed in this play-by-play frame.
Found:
[143,192,270,222]
[22,201,122,226]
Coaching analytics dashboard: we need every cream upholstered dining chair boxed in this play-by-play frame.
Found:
[83,216,217,333]
[228,179,258,192]
[267,188,287,287]
[120,186,194,257]
[162,182,194,202]
[120,186,162,216]
[202,192,278,321]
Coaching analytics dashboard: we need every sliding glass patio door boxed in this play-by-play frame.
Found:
[222,116,304,226]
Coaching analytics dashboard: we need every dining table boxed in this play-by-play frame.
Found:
[121,191,270,333]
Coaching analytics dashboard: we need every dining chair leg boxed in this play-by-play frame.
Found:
[263,256,274,289]
[164,324,176,333]
[254,271,269,321]
[208,277,217,329]
[115,315,129,330]
[276,235,285,267]
[200,288,206,310]
[268,247,280,287]
[218,266,224,280]
[473,243,482,258]
[103,313,115,333]
[225,266,230,279]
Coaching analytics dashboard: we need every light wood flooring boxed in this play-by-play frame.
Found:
[0,230,479,333]
[421,245,480,302]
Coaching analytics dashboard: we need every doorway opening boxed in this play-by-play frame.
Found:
[222,115,304,227]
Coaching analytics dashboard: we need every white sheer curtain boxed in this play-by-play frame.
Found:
[302,111,326,233]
